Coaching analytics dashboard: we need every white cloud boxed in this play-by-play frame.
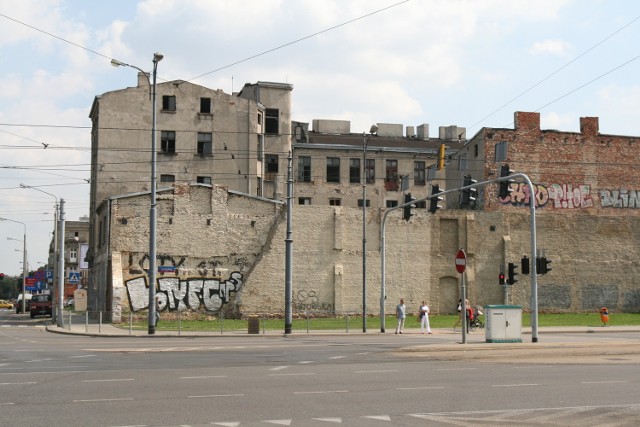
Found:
[529,39,572,56]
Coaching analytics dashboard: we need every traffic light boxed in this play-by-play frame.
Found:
[499,164,514,199]
[429,184,443,214]
[461,175,478,207]
[437,144,446,170]
[507,262,518,285]
[539,257,552,274]
[499,271,505,285]
[521,256,530,275]
[402,193,416,221]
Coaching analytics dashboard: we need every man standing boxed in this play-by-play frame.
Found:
[395,298,406,334]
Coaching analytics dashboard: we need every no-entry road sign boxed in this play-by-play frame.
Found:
[455,249,467,274]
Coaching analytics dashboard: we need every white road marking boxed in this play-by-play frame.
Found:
[210,423,240,427]
[187,394,244,398]
[68,355,96,359]
[312,417,342,423]
[263,419,292,425]
[329,356,346,359]
[581,380,627,384]
[0,402,15,405]
[82,379,134,383]
[269,366,290,371]
[363,415,391,421]
[179,375,227,379]
[74,398,133,403]
[293,390,348,395]
[299,361,314,364]
[24,359,53,363]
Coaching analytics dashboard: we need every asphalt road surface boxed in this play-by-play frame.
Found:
[2,310,640,426]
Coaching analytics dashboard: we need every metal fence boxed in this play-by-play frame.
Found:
[62,309,398,334]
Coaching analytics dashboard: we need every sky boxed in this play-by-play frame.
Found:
[1,0,639,278]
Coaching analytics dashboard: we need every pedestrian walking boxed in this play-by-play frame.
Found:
[154,294,161,327]
[395,298,406,334]
[419,301,432,334]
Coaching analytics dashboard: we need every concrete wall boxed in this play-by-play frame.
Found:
[100,184,640,320]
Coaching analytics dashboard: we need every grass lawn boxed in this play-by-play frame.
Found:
[121,312,640,332]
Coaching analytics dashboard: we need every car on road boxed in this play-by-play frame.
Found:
[0,299,13,309]
[30,294,53,318]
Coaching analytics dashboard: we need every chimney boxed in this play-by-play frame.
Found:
[416,124,429,140]
[580,116,599,136]
[514,111,540,132]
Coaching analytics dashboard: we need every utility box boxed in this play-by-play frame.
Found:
[73,289,87,312]
[485,305,522,343]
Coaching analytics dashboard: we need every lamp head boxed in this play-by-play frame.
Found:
[110,59,125,67]
[369,124,378,135]
[153,53,164,62]
[19,183,28,188]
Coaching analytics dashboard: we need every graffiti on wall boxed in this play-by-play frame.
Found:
[129,253,253,277]
[600,189,640,208]
[499,182,593,209]
[125,271,243,312]
[294,289,334,312]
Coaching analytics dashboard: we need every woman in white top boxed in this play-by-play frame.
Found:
[420,301,432,334]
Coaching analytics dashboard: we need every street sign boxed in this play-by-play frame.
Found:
[69,271,81,284]
[455,249,467,274]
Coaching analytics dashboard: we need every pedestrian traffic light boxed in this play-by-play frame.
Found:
[429,184,443,214]
[507,262,518,285]
[461,175,478,207]
[521,256,530,275]
[499,271,505,285]
[402,193,416,221]
[539,257,552,274]
[499,164,515,199]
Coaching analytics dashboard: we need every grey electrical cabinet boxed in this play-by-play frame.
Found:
[485,305,522,343]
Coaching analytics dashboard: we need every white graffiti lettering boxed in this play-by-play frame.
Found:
[125,272,243,312]
[600,189,640,208]
[548,184,593,209]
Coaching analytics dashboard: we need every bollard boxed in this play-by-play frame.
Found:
[129,311,132,335]
[99,311,102,333]
[178,310,182,336]
[600,307,609,326]
[85,312,89,333]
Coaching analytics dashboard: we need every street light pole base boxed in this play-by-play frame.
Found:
[148,326,156,335]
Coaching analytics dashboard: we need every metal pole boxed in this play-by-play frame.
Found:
[380,209,391,333]
[22,228,27,314]
[362,132,367,333]
[57,199,65,327]
[284,151,293,334]
[148,53,162,335]
[461,273,467,344]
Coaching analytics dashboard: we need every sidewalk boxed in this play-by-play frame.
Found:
[45,322,640,339]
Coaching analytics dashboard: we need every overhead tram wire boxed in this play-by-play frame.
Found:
[466,13,640,135]
[183,0,410,83]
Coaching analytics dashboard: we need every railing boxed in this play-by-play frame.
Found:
[62,308,403,334]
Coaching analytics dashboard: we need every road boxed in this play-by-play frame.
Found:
[1,309,640,426]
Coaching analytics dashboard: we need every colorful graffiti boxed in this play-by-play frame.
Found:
[499,182,593,209]
[125,272,243,312]
[600,189,640,208]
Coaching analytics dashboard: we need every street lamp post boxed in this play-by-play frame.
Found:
[111,53,164,334]
[1,218,27,313]
[362,125,377,333]
[20,184,59,321]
